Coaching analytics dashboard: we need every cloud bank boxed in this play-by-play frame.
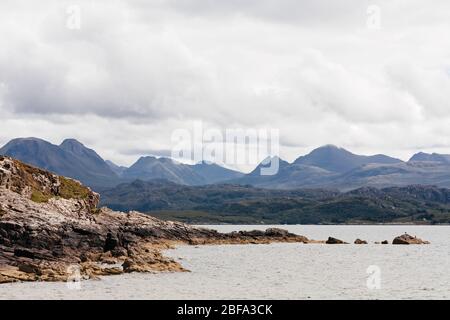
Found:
[1,0,450,170]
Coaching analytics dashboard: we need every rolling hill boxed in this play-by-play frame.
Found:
[100,180,450,224]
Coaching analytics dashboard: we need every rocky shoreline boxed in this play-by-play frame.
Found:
[0,156,312,283]
[0,156,430,284]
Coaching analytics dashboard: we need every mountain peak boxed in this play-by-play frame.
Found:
[59,138,107,165]
[260,155,289,166]
[0,137,119,189]
[4,137,52,146]
[124,156,243,185]
[60,138,84,147]
[245,156,289,177]
[318,144,340,150]
[137,155,157,162]
[294,145,402,173]
[312,144,351,154]
[59,139,89,155]
[135,156,179,165]
[409,152,450,164]
[0,137,61,164]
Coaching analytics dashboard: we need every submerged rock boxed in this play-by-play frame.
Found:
[393,234,430,245]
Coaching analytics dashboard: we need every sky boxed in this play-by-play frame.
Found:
[1,0,450,172]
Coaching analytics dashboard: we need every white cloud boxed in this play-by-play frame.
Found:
[1,0,450,169]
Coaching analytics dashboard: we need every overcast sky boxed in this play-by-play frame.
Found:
[1,0,450,171]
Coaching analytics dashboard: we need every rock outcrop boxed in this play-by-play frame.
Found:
[0,156,310,283]
[326,237,348,244]
[392,234,430,245]
[354,239,367,244]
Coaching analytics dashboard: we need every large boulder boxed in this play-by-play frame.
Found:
[354,239,367,244]
[393,233,430,245]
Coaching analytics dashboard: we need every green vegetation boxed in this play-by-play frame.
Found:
[30,190,52,203]
[28,176,91,204]
[100,180,450,224]
[149,210,266,224]
[59,176,91,200]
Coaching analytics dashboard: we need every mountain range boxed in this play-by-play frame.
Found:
[231,145,450,190]
[1,138,450,191]
[0,138,119,189]
[122,156,243,185]
[0,137,243,190]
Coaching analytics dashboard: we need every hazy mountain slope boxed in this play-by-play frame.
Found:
[100,180,450,224]
[0,138,77,175]
[232,145,407,190]
[191,161,244,184]
[323,162,450,191]
[105,160,128,177]
[232,158,337,189]
[122,156,206,185]
[293,145,403,173]
[0,138,119,189]
[0,137,245,187]
[59,139,118,181]
[231,146,450,190]
[235,160,450,191]
[122,156,245,185]
[409,152,450,164]
[4,138,450,191]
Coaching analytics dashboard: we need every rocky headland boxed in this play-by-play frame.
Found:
[0,156,310,283]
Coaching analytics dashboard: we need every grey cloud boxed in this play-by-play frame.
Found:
[154,0,371,27]
[1,0,450,167]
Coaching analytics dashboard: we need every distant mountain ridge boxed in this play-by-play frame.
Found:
[231,145,450,190]
[191,161,244,184]
[409,152,450,164]
[0,137,244,189]
[0,138,119,189]
[293,145,402,172]
[2,137,450,191]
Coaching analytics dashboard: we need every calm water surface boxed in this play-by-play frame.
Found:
[0,225,448,299]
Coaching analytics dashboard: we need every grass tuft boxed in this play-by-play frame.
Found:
[31,190,52,203]
[58,177,91,200]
